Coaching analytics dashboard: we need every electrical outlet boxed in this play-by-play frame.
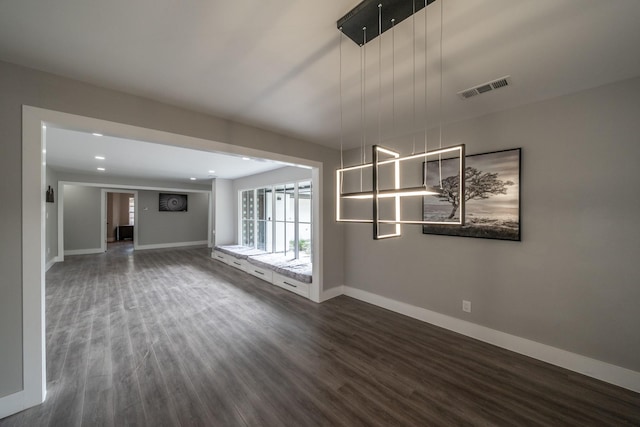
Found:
[462,300,471,313]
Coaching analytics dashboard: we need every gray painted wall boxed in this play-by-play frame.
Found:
[343,76,640,372]
[0,59,343,397]
[46,167,59,263]
[62,187,209,250]
[214,179,234,246]
[63,185,102,251]
[232,166,313,240]
[137,191,209,246]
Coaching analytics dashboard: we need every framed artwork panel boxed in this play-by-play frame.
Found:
[423,148,521,241]
[159,193,188,212]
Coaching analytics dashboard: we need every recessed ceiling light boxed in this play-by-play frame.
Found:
[208,170,215,174]
[97,167,106,171]
[190,177,197,181]
[95,156,105,160]
[42,125,47,129]
[92,133,103,137]
[242,157,250,161]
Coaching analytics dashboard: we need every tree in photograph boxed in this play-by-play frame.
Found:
[435,167,514,219]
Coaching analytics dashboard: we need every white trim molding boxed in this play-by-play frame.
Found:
[135,240,209,250]
[343,286,640,393]
[321,285,344,302]
[45,256,62,272]
[19,105,47,417]
[64,248,105,256]
[0,390,44,420]
[100,189,139,252]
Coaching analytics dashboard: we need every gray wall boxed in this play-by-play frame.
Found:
[46,167,59,263]
[232,166,313,240]
[213,179,234,246]
[63,185,102,252]
[0,59,342,398]
[343,76,640,372]
[63,186,209,250]
[137,191,209,246]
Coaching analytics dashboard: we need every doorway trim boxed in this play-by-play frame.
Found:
[19,105,323,417]
[102,189,139,251]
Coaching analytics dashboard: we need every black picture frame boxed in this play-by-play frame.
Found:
[422,148,521,241]
[46,186,55,203]
[159,193,188,212]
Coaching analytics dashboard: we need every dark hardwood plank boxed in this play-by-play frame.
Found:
[1,242,638,426]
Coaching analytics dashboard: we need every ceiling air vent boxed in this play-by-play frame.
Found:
[458,75,512,100]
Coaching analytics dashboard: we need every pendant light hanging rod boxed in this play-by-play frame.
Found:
[391,18,396,135]
[338,27,344,194]
[360,27,366,191]
[423,0,429,187]
[378,4,382,147]
[339,27,344,171]
[438,0,444,187]
[412,0,416,154]
[362,26,367,165]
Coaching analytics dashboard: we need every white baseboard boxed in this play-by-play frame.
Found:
[45,256,61,272]
[0,387,46,420]
[0,390,24,419]
[343,286,640,393]
[135,240,208,251]
[64,248,104,256]
[321,285,344,302]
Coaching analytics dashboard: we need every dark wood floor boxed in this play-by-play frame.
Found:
[2,242,639,426]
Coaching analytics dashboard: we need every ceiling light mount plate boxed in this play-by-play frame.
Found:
[337,0,437,45]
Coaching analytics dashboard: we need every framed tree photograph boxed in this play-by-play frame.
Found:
[422,148,521,241]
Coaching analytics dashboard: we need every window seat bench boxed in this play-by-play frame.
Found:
[212,245,312,298]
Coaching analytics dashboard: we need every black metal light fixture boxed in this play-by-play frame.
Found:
[335,0,466,240]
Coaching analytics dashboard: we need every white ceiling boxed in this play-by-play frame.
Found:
[45,127,287,181]
[1,0,640,150]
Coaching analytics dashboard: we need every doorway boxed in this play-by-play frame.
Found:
[100,189,139,254]
[19,106,323,417]
[106,191,135,252]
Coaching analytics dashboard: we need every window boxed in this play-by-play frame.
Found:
[241,190,255,247]
[297,181,312,260]
[256,187,272,251]
[128,196,135,225]
[240,180,312,260]
[275,183,295,256]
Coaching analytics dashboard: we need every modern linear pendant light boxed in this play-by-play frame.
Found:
[336,0,465,239]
